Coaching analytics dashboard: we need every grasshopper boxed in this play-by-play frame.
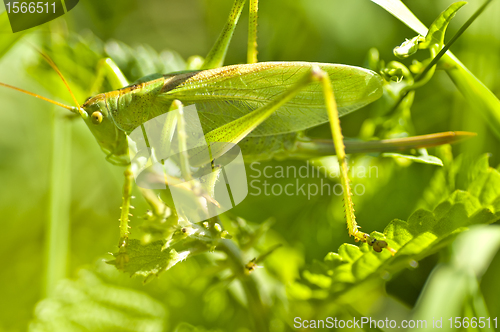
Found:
[0,0,473,259]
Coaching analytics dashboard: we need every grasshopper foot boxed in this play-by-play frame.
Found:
[369,238,397,256]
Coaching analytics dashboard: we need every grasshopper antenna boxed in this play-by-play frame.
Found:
[0,82,78,112]
[0,49,88,118]
[36,50,88,118]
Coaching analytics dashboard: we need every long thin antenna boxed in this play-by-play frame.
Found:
[36,50,87,118]
[0,82,78,112]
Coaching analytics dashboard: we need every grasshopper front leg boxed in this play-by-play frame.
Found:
[117,166,133,264]
[87,59,215,248]
[88,58,180,253]
[89,58,136,261]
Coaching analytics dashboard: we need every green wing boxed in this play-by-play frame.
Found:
[158,62,383,137]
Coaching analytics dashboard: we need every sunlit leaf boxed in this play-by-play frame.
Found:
[297,156,500,298]
[410,226,500,327]
[107,239,192,279]
[28,269,167,332]
[382,152,443,166]
[421,2,467,51]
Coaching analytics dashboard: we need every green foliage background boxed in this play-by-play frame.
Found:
[0,0,500,331]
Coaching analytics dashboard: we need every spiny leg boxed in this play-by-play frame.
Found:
[87,59,212,236]
[312,70,395,253]
[202,0,247,69]
[118,104,196,251]
[203,0,259,68]
[202,66,394,254]
[90,58,136,261]
[247,0,259,64]
[314,73,363,238]
[316,72,363,241]
[116,166,133,267]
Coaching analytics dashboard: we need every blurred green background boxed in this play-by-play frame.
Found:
[0,0,500,331]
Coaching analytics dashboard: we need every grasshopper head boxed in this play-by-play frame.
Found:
[82,94,129,165]
[1,53,131,165]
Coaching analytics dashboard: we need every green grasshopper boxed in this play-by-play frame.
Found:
[0,0,472,258]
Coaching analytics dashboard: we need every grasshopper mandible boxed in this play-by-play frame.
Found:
[0,0,473,259]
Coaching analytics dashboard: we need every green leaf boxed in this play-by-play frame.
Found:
[369,0,500,139]
[467,155,500,209]
[107,239,193,279]
[28,269,167,332]
[421,2,467,51]
[393,35,424,59]
[300,158,500,297]
[172,322,218,332]
[452,226,500,276]
[382,152,443,166]
[370,0,428,35]
[410,226,500,326]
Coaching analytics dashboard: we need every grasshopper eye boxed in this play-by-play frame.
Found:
[91,111,103,124]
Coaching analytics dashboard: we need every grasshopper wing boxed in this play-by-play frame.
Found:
[158,62,383,137]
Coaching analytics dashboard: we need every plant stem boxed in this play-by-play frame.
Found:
[44,112,72,297]
[392,0,494,112]
[219,239,268,332]
[416,0,493,82]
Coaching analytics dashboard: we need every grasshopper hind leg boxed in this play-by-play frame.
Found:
[314,68,395,255]
[202,66,395,254]
[202,0,259,69]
